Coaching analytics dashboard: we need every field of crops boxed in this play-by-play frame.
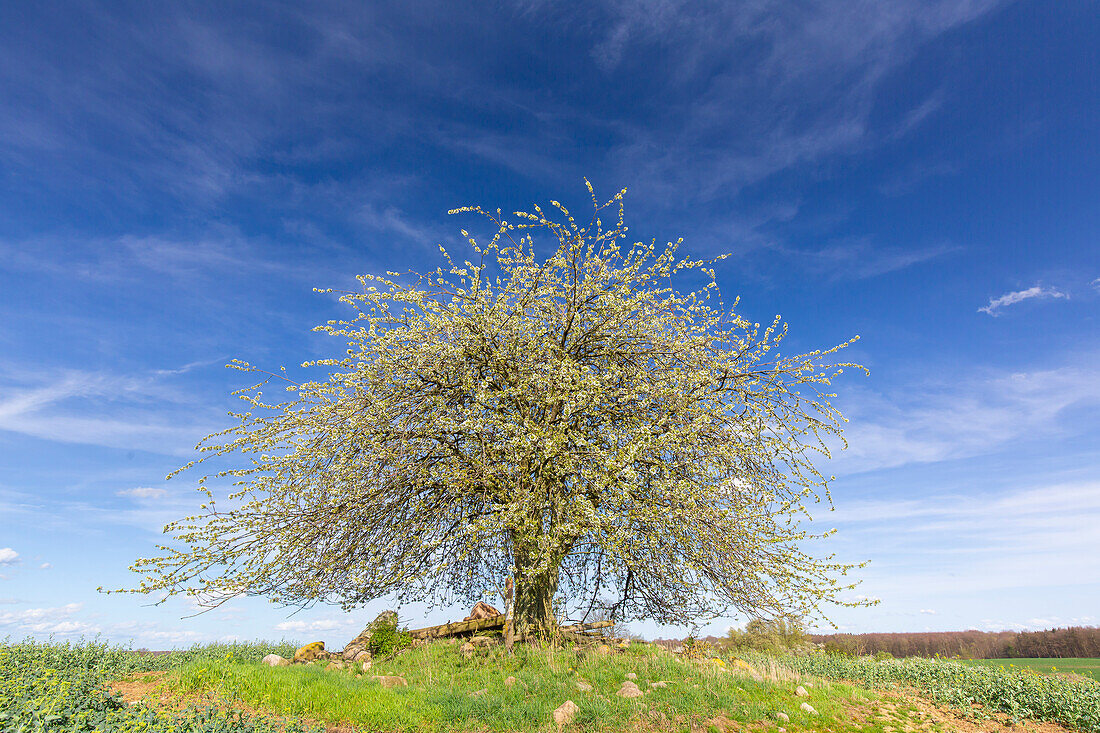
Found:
[0,638,317,733]
[770,651,1100,731]
[957,657,1100,682]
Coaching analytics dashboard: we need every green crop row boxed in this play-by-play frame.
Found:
[759,651,1100,731]
[0,638,314,733]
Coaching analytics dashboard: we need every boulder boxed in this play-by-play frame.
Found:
[342,610,398,661]
[292,642,327,664]
[799,702,818,715]
[371,675,408,688]
[463,601,502,621]
[262,654,290,667]
[553,700,579,727]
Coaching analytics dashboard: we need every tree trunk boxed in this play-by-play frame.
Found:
[512,564,558,636]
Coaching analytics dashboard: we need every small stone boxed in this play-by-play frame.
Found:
[616,681,644,698]
[595,644,611,654]
[470,688,488,697]
[325,661,347,671]
[460,642,476,658]
[262,654,290,667]
[778,728,786,733]
[625,672,637,680]
[504,676,517,687]
[800,702,818,715]
[776,712,790,723]
[371,675,408,688]
[795,685,809,697]
[576,680,593,691]
[553,700,579,727]
[361,660,373,673]
[648,681,667,688]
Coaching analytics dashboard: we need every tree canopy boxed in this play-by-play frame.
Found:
[121,183,868,633]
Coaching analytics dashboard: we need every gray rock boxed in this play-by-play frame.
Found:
[799,702,817,715]
[795,685,809,697]
[262,654,290,667]
[625,672,637,680]
[575,680,593,691]
[776,712,789,722]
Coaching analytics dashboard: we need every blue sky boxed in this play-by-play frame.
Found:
[1,0,1098,647]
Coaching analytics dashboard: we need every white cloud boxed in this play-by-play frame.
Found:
[117,487,169,500]
[1092,277,1100,293]
[0,602,99,636]
[274,618,346,633]
[978,285,1068,316]
[919,609,936,615]
[0,548,19,565]
[39,562,52,570]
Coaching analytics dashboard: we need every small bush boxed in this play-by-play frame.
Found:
[366,617,412,657]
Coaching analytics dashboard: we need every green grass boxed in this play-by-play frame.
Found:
[164,642,912,732]
[957,657,1100,682]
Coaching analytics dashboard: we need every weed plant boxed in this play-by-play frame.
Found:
[766,650,1100,731]
[0,637,309,733]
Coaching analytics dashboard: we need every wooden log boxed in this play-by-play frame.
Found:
[407,615,505,639]
[559,620,615,632]
[407,616,613,641]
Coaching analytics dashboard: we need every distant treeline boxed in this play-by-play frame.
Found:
[810,626,1100,659]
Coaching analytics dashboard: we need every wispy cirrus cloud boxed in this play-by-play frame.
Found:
[835,357,1100,473]
[826,480,1100,595]
[116,487,169,500]
[0,366,222,456]
[978,285,1068,315]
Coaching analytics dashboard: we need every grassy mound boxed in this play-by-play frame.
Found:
[163,640,891,732]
